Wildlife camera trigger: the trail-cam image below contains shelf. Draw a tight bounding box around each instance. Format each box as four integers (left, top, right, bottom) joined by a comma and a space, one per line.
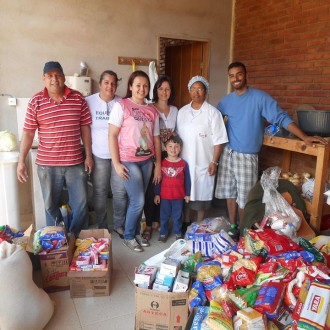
305, 199, 330, 216
118, 56, 156, 66
263, 135, 330, 232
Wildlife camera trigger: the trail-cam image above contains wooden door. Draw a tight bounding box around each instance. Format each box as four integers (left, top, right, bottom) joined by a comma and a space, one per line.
165, 42, 209, 109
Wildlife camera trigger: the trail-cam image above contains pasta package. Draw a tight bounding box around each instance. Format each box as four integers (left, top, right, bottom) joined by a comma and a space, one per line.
297, 281, 330, 330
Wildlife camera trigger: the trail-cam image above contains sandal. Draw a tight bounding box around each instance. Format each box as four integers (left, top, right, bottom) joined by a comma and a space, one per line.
142, 227, 152, 240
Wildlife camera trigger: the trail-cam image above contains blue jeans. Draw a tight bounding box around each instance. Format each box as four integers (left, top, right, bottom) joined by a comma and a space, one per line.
159, 199, 183, 236
121, 159, 153, 240
91, 155, 111, 229
37, 164, 88, 236
110, 162, 127, 231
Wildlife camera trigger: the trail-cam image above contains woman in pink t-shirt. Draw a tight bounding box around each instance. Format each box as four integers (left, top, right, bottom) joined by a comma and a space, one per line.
109, 70, 161, 252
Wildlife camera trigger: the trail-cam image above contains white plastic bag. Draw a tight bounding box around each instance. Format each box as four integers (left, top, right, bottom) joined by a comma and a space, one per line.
261, 166, 301, 239
143, 239, 190, 267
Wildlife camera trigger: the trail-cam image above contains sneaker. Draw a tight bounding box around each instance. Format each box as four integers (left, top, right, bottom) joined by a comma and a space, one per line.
135, 235, 150, 247
158, 235, 167, 243
123, 239, 143, 252
175, 234, 183, 240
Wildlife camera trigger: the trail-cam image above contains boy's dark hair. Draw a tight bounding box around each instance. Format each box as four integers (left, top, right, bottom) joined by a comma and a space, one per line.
228, 61, 247, 74
164, 133, 183, 147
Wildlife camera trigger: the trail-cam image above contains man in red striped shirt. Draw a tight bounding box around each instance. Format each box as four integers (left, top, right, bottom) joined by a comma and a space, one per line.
17, 61, 93, 237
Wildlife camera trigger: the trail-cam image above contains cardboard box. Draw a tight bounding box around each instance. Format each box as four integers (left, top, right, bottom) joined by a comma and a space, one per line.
67, 229, 112, 298
135, 286, 189, 330
39, 243, 72, 293
26, 225, 72, 292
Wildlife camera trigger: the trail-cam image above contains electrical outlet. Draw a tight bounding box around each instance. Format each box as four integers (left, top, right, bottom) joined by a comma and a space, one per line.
8, 98, 17, 106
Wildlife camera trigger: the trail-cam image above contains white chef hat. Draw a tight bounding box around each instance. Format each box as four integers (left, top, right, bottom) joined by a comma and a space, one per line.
187, 76, 209, 93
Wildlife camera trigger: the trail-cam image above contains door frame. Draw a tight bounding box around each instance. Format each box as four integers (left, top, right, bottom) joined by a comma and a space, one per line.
158, 36, 210, 108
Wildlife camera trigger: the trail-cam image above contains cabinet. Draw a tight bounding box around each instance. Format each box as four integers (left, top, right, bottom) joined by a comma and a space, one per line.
263, 135, 330, 232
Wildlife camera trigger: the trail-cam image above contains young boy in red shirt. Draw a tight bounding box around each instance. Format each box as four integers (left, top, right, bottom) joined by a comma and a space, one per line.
154, 134, 191, 242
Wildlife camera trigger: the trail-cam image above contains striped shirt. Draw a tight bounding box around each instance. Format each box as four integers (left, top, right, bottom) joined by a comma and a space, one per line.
23, 86, 92, 166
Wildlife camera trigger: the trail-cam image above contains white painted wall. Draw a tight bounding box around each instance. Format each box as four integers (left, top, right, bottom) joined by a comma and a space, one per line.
0, 0, 233, 227
0, 0, 232, 135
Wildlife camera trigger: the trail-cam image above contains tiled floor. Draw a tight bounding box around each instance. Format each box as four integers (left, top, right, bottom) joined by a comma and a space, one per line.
41, 199, 228, 330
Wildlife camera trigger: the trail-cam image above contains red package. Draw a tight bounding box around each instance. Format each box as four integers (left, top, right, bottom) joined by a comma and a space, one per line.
247, 229, 302, 255
258, 261, 279, 273
229, 257, 262, 287
275, 256, 306, 272
254, 281, 285, 318
221, 297, 240, 318
237, 236, 246, 254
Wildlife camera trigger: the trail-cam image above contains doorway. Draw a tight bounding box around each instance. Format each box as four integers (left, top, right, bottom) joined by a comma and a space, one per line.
159, 37, 209, 109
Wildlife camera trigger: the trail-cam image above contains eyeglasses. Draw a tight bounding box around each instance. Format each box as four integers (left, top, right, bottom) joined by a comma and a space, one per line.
106, 103, 110, 116
190, 87, 205, 92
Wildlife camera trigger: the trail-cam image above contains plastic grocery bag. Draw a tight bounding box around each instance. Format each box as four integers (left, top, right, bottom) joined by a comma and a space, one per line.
143, 239, 190, 267
261, 166, 301, 239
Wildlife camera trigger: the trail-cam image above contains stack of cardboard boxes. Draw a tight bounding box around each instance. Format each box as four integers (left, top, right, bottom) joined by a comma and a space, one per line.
28, 227, 112, 297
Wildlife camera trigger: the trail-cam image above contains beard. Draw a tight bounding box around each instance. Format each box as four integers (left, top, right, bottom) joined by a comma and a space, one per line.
231, 77, 247, 91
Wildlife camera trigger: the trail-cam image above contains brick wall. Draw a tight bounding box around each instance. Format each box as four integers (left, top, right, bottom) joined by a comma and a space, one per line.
233, 0, 330, 176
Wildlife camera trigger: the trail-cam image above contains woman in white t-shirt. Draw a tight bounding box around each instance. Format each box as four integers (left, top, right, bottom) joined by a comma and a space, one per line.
86, 70, 126, 233
109, 70, 162, 252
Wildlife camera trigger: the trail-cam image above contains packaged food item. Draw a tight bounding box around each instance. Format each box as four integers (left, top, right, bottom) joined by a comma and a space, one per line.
159, 257, 181, 277
291, 276, 312, 323
185, 217, 231, 241
69, 236, 110, 271
245, 228, 301, 256
172, 270, 190, 292
228, 257, 262, 287
153, 271, 175, 291
190, 306, 210, 330
188, 280, 207, 311
235, 286, 260, 307
211, 284, 240, 318
196, 260, 222, 292
205, 300, 233, 330
181, 251, 202, 274
283, 271, 305, 310
211, 230, 236, 255
255, 263, 290, 286
297, 281, 330, 330
254, 280, 285, 319
0, 225, 24, 243
33, 226, 67, 254
299, 237, 325, 263
134, 265, 157, 288
236, 307, 263, 325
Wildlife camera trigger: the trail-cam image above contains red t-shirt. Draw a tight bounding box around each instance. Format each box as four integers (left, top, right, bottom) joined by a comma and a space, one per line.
158, 158, 190, 200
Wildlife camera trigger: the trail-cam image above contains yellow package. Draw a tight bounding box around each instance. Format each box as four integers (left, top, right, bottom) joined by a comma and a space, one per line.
205, 300, 233, 330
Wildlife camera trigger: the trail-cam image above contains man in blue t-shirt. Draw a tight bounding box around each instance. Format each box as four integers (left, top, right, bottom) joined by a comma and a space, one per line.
215, 61, 327, 226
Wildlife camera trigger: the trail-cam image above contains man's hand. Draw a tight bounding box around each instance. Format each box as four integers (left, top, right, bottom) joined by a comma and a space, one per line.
17, 162, 28, 183
84, 156, 94, 175
302, 136, 328, 147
